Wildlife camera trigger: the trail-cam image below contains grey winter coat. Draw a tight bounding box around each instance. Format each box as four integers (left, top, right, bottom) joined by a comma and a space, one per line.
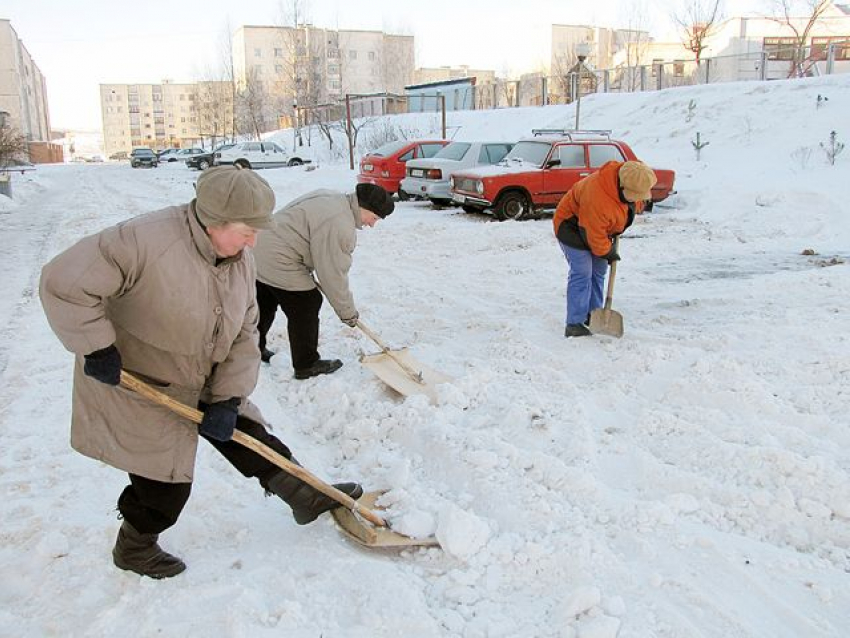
39, 204, 263, 483
253, 190, 361, 321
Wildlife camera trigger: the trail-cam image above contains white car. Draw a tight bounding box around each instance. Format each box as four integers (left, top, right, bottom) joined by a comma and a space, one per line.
399, 141, 514, 206
215, 141, 311, 170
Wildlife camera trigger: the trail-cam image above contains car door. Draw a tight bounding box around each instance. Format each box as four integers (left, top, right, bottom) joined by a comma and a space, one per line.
540, 143, 589, 206
261, 142, 288, 168
240, 142, 263, 165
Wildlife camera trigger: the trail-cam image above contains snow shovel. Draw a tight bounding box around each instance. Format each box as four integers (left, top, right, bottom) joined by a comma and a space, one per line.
589, 238, 624, 338
119, 371, 438, 549
357, 319, 452, 404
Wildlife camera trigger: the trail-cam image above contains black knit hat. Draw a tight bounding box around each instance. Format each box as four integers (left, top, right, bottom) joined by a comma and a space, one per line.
356, 183, 395, 218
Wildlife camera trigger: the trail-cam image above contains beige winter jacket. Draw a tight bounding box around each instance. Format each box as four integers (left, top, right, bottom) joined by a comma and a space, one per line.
39, 204, 263, 483
253, 190, 361, 321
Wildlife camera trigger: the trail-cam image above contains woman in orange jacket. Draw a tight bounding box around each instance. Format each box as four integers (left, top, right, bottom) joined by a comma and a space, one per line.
552, 160, 656, 337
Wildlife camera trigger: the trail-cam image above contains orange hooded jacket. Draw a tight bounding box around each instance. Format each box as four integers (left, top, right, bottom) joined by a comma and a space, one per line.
552, 160, 641, 258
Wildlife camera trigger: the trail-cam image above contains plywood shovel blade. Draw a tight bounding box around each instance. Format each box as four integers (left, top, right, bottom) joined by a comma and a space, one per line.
589, 308, 624, 338
360, 347, 452, 403
331, 491, 440, 548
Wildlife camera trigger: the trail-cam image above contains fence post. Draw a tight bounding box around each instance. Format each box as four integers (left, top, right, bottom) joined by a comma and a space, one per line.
493, 83, 497, 108
515, 80, 520, 107
656, 63, 663, 90
603, 69, 609, 93
639, 66, 646, 91
759, 51, 767, 81
345, 94, 354, 170
704, 58, 711, 84
826, 43, 836, 75
541, 76, 547, 106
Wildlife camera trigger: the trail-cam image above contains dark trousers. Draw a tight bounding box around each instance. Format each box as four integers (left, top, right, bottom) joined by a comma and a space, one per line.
256, 281, 323, 370
117, 415, 292, 535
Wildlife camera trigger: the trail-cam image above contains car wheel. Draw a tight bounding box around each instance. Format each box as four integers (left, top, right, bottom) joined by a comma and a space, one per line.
234, 159, 251, 169
462, 205, 483, 214
198, 159, 210, 170
430, 198, 453, 208
287, 158, 303, 167
643, 200, 654, 212
493, 191, 530, 221
397, 189, 411, 201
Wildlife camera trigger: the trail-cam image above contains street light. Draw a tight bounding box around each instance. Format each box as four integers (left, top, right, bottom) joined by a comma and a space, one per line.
574, 41, 591, 130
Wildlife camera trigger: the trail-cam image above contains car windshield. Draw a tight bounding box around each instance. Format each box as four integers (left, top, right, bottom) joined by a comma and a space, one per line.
433, 143, 471, 161
133, 150, 155, 157
501, 141, 552, 167
370, 140, 408, 157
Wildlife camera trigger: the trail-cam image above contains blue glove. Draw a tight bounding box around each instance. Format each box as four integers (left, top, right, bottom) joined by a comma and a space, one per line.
199, 398, 240, 441
83, 344, 122, 386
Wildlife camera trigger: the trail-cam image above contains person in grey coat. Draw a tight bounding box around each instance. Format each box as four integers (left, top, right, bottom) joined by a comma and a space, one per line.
253, 183, 394, 378
39, 167, 362, 580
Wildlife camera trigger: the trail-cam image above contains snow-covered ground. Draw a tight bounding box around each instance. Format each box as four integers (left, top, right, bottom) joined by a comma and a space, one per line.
1, 74, 848, 638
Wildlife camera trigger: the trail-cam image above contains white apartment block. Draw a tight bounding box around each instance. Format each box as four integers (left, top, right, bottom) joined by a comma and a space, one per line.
100, 80, 233, 157
233, 25, 414, 118
551, 24, 650, 76
413, 65, 497, 85
0, 19, 51, 141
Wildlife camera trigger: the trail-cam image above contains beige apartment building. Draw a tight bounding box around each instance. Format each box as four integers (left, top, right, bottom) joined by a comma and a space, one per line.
233, 24, 414, 127
0, 19, 51, 142
100, 80, 233, 157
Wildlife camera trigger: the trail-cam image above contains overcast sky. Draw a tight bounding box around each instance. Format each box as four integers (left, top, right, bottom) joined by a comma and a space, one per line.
3, 0, 766, 130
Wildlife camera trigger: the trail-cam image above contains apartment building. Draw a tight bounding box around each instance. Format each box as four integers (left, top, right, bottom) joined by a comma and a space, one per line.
100, 80, 233, 157
0, 19, 51, 142
551, 24, 651, 76
233, 24, 414, 128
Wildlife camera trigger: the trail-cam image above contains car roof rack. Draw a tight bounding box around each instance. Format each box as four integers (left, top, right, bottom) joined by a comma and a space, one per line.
531, 128, 612, 140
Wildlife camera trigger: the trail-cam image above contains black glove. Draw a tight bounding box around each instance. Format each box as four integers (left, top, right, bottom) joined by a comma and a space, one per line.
83, 344, 122, 386
606, 251, 621, 264
199, 398, 241, 442
341, 312, 359, 328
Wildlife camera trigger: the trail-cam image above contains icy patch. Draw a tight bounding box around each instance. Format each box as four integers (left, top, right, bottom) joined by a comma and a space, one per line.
435, 504, 491, 560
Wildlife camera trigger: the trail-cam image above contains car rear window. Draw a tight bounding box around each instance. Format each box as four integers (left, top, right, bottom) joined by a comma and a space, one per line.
434, 143, 471, 161
370, 140, 408, 157
419, 143, 446, 158
480, 144, 512, 164
588, 144, 626, 167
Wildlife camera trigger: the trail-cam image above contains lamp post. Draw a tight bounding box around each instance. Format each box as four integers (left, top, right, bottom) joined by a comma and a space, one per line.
574, 41, 591, 130
292, 99, 300, 150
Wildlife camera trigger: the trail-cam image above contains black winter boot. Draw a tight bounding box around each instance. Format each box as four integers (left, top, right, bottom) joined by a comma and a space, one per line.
564, 323, 592, 338
266, 471, 363, 525
112, 521, 186, 579
294, 359, 343, 380
261, 348, 275, 363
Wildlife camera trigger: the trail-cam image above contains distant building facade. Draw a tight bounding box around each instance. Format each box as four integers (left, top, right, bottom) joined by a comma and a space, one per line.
0, 19, 51, 142
233, 25, 414, 132
100, 80, 233, 157
405, 77, 477, 111
413, 65, 496, 85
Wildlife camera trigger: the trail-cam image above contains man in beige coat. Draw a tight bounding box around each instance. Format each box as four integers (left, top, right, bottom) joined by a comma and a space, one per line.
40, 166, 362, 580
253, 183, 394, 378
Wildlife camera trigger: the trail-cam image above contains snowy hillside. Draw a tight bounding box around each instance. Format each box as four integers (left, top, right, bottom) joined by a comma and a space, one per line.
1, 74, 848, 638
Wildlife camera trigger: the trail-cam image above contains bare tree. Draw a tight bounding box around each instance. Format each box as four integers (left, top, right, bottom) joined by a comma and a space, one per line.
219, 19, 238, 142
618, 0, 652, 91
0, 125, 28, 165
769, 0, 832, 77
673, 0, 724, 65
237, 67, 271, 140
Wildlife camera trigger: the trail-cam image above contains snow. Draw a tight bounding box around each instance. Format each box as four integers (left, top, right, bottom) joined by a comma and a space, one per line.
1, 74, 849, 637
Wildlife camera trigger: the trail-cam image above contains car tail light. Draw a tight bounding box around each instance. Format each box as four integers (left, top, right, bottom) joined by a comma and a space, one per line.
427, 169, 442, 180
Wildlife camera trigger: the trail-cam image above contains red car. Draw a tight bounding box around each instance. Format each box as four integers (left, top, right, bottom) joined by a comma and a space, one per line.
358, 139, 449, 198
450, 130, 676, 220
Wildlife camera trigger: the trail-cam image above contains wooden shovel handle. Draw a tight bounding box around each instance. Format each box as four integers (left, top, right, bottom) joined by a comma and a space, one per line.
119, 371, 388, 528
356, 320, 424, 384
603, 237, 619, 311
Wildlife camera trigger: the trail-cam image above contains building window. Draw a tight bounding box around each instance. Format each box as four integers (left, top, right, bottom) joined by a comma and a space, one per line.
254, 48, 262, 57
811, 36, 850, 61
764, 37, 797, 61
275, 64, 283, 74
253, 65, 263, 75
328, 64, 339, 75
274, 48, 283, 57
328, 48, 340, 59
368, 51, 376, 61
349, 50, 357, 60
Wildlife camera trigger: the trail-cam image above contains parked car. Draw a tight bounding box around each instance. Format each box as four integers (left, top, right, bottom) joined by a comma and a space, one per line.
186, 143, 235, 171
357, 139, 449, 198
109, 151, 128, 161
175, 148, 206, 161
157, 149, 182, 162
399, 141, 514, 206
215, 141, 311, 169
449, 130, 676, 220
130, 148, 159, 168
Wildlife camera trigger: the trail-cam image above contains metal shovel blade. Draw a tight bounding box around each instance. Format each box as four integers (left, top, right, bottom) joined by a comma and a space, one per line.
589, 308, 624, 338
331, 491, 440, 548
360, 347, 452, 403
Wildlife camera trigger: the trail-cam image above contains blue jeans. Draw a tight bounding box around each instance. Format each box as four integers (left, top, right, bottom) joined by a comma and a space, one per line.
558, 241, 608, 325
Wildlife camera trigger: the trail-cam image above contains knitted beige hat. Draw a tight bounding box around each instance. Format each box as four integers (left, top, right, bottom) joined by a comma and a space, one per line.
194, 166, 275, 229
618, 161, 657, 202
